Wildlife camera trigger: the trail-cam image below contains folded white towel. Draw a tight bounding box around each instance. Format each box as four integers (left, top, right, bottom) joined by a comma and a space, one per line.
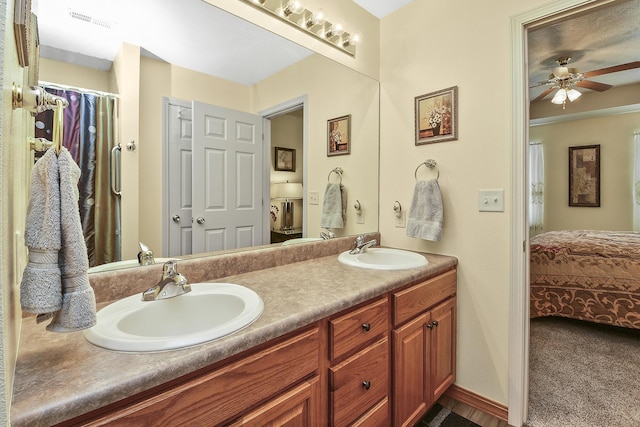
47, 148, 97, 332
21, 148, 63, 314
320, 183, 346, 229
406, 179, 443, 241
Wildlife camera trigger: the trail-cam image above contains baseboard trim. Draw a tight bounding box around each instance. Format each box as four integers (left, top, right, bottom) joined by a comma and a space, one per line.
445, 384, 509, 422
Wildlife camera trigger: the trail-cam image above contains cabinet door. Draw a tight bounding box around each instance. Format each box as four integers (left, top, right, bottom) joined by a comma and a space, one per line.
231, 377, 320, 427
430, 297, 456, 403
392, 313, 430, 427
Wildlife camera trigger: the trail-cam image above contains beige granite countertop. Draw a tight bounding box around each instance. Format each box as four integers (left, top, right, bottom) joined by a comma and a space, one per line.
11, 248, 456, 426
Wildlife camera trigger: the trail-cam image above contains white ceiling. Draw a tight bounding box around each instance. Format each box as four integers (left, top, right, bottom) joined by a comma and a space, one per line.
352, 0, 415, 18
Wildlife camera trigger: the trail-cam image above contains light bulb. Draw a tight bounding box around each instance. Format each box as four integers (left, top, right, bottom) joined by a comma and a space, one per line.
566, 88, 581, 102
332, 20, 345, 36
551, 88, 567, 105
282, 0, 303, 16
305, 9, 325, 28
343, 30, 362, 47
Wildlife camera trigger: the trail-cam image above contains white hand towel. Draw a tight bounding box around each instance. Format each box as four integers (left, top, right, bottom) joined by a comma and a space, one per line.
406, 179, 444, 241
47, 148, 97, 332
21, 148, 63, 314
320, 183, 346, 229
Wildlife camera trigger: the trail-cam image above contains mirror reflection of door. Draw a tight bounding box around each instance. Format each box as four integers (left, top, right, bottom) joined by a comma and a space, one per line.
165, 98, 263, 256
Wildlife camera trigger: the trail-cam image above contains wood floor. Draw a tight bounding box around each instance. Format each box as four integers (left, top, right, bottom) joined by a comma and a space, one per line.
437, 395, 512, 427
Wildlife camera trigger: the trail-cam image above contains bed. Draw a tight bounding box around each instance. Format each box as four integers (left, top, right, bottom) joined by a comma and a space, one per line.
530, 230, 640, 329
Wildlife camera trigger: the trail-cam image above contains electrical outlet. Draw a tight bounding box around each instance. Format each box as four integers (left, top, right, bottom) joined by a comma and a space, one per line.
395, 211, 406, 228
356, 209, 365, 224
309, 191, 319, 205
478, 189, 505, 212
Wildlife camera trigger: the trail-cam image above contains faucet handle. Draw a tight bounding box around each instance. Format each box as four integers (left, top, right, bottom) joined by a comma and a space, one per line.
162, 260, 179, 276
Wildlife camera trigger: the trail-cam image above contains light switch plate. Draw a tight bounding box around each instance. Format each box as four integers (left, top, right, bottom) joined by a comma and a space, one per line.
478, 189, 505, 212
395, 211, 406, 228
309, 191, 319, 205
356, 209, 365, 224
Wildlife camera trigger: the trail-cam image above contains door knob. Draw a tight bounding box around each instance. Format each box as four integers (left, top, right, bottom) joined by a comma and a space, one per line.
172, 215, 181, 223
196, 217, 205, 224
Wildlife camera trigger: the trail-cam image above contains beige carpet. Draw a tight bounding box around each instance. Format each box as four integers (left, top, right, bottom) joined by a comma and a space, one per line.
527, 317, 640, 426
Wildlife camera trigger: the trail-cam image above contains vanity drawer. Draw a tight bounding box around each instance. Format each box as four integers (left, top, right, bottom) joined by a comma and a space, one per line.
330, 297, 388, 361
330, 337, 389, 427
90, 327, 320, 426
393, 269, 456, 326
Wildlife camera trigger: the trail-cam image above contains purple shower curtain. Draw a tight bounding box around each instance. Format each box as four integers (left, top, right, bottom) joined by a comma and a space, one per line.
35, 88, 120, 267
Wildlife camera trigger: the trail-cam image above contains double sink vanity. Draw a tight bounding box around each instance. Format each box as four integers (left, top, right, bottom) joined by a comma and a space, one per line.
11, 234, 458, 426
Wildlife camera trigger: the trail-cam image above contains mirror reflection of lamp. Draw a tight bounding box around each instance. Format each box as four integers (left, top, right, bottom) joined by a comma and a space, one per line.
271, 182, 303, 230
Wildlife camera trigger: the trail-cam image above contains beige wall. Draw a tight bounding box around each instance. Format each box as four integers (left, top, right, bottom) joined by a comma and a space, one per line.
378, 0, 551, 405
0, 0, 34, 422
531, 112, 640, 232
38, 58, 111, 92
253, 53, 380, 239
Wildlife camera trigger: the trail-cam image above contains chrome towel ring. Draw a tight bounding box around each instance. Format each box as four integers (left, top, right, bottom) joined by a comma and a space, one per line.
328, 167, 343, 184
414, 159, 439, 181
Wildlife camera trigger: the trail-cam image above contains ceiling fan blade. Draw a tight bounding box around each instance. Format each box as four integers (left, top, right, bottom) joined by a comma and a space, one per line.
532, 87, 555, 102
575, 80, 613, 92
582, 61, 640, 78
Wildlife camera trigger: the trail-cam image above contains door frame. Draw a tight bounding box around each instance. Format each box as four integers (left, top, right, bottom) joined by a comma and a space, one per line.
509, 1, 610, 425
259, 95, 308, 238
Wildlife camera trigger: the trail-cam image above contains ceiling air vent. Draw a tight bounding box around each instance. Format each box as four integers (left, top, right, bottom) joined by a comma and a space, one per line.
68, 9, 114, 30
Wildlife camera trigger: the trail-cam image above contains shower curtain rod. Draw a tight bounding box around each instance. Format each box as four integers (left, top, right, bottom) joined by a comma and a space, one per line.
39, 81, 120, 98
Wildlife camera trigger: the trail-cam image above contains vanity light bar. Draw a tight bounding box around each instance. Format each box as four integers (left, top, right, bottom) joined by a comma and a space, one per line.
242, 0, 358, 57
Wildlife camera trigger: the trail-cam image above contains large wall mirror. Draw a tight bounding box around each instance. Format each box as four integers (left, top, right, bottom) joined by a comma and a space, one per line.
34, 0, 380, 272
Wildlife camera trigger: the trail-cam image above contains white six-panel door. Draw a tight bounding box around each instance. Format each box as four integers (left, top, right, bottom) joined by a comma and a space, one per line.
191, 101, 263, 253
165, 99, 263, 256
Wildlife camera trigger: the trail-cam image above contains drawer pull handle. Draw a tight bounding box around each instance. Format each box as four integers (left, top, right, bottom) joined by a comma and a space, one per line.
427, 320, 440, 329
362, 323, 371, 331
433, 320, 439, 327
362, 380, 371, 390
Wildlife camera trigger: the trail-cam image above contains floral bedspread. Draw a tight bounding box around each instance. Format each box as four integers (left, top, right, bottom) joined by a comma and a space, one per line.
530, 230, 640, 329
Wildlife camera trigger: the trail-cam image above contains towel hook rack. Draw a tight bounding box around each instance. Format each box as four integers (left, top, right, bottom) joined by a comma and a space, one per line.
328, 167, 343, 184
414, 159, 439, 181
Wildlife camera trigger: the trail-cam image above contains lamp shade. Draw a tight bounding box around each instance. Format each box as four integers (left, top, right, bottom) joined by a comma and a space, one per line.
271, 182, 303, 200
551, 88, 567, 104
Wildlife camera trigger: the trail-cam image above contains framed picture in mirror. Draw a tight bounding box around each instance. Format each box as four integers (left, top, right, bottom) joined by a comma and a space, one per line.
13, 0, 31, 67
275, 147, 296, 172
327, 115, 351, 156
415, 86, 458, 145
569, 144, 600, 207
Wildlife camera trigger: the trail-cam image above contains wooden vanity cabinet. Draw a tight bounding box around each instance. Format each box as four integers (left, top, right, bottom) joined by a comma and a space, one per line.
67, 327, 322, 427
328, 297, 390, 427
391, 269, 457, 427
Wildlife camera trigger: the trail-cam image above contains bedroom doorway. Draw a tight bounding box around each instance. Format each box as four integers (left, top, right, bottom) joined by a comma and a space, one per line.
511, 0, 633, 426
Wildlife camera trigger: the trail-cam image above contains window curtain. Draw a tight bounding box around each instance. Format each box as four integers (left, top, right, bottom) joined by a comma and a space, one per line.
529, 143, 544, 236
634, 132, 640, 231
35, 88, 121, 267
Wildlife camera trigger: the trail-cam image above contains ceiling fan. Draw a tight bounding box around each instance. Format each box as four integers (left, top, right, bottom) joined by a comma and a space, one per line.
531, 57, 640, 108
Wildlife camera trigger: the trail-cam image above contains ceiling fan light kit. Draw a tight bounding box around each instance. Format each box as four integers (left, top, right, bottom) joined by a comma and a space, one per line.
531, 57, 640, 109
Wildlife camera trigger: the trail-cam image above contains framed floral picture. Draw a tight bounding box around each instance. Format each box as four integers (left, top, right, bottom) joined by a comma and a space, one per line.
274, 147, 296, 172
327, 114, 351, 156
415, 86, 458, 145
569, 144, 600, 207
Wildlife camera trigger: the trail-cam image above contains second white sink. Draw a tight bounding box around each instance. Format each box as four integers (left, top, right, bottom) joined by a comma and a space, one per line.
338, 247, 428, 270
84, 283, 263, 352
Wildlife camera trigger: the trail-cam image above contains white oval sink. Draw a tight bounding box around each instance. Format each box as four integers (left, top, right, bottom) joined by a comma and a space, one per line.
281, 237, 322, 246
88, 258, 172, 274
338, 248, 428, 270
84, 283, 263, 352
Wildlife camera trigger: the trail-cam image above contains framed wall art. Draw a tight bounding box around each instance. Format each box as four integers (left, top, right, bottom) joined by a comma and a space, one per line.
569, 144, 600, 207
14, 0, 31, 67
415, 86, 458, 145
327, 114, 351, 156
274, 147, 296, 172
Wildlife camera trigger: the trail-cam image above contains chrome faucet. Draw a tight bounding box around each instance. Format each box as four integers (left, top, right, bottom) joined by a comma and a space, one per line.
320, 228, 335, 240
349, 235, 377, 254
142, 260, 191, 301
137, 242, 155, 266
